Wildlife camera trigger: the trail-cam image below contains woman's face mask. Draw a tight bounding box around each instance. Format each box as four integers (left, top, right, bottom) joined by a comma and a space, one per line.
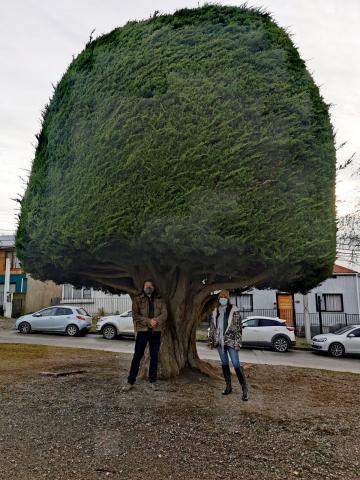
144, 287, 154, 296
219, 298, 228, 306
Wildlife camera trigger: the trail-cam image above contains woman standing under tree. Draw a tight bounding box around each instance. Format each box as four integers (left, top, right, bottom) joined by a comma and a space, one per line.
208, 290, 249, 401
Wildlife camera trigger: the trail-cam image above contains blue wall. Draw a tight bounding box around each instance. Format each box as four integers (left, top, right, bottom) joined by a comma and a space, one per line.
0, 274, 27, 293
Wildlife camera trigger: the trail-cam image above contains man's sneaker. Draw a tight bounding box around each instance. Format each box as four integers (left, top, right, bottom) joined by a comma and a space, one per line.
150, 382, 159, 391
122, 383, 134, 392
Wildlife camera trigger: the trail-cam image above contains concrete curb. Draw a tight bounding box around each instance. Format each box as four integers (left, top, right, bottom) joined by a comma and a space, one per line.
195, 337, 313, 351
5, 327, 314, 352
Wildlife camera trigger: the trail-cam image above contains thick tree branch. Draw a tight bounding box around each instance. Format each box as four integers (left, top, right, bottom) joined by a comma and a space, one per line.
96, 277, 138, 295
195, 271, 270, 303
78, 271, 132, 279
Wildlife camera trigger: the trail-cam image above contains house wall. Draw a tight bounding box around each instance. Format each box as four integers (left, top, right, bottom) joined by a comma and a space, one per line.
61, 284, 132, 315
24, 276, 62, 313
58, 273, 360, 318
242, 274, 360, 315
299, 275, 360, 314
0, 250, 22, 275
241, 288, 277, 310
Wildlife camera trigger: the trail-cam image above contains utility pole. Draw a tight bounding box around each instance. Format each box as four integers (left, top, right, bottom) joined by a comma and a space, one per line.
303, 293, 311, 343
356, 273, 360, 318
3, 252, 12, 318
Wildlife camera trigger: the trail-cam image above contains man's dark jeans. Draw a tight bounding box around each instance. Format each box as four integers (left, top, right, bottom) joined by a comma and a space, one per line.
128, 330, 161, 384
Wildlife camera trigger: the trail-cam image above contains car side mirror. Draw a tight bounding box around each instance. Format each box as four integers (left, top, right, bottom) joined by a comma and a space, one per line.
33, 313, 41, 317
348, 333, 355, 337
242, 324, 247, 328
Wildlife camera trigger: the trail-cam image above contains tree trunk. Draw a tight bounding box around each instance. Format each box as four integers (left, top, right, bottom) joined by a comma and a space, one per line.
139, 270, 216, 379
136, 267, 268, 378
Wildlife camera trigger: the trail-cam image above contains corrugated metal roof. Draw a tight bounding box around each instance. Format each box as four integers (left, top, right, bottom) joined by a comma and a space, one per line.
0, 235, 15, 249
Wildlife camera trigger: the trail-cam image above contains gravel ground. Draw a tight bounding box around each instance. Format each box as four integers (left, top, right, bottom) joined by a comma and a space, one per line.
0, 317, 16, 330
0, 344, 359, 480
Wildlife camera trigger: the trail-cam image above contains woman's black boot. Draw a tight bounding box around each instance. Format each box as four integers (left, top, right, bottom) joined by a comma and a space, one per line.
221, 365, 232, 395
235, 367, 249, 401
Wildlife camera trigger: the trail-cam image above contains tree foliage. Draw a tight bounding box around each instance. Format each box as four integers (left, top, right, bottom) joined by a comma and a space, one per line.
16, 5, 336, 294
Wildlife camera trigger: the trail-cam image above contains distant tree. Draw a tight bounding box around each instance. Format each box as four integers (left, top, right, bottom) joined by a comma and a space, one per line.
336, 152, 360, 264
16, 5, 336, 376
337, 210, 360, 263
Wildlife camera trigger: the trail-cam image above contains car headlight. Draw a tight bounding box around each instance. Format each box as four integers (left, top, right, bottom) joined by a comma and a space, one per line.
314, 338, 327, 342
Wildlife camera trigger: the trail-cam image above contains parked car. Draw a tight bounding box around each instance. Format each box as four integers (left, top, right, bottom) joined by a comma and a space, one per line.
96, 310, 134, 339
312, 325, 360, 357
15, 306, 92, 336
241, 316, 296, 352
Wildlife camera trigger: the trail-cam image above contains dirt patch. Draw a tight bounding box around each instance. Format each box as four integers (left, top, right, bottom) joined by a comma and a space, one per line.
0, 317, 16, 331
0, 344, 359, 480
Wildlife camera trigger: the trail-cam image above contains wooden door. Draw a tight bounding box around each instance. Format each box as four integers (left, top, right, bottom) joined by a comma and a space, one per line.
277, 293, 295, 327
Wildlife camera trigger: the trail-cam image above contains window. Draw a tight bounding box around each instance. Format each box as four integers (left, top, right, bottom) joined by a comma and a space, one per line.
259, 319, 281, 327
63, 284, 73, 299
237, 294, 253, 311
83, 288, 92, 299
12, 254, 21, 269
244, 318, 259, 327
350, 328, 360, 337
63, 284, 92, 300
318, 294, 343, 312
77, 308, 90, 316
72, 288, 83, 299
38, 307, 57, 317
56, 307, 73, 316
334, 326, 354, 335
0, 283, 16, 297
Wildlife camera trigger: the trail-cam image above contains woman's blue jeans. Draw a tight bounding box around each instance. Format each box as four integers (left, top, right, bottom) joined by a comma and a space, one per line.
217, 345, 241, 369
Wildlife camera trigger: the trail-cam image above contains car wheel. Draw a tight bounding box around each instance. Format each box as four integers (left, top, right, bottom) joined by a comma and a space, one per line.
102, 324, 117, 340
66, 324, 79, 337
329, 342, 345, 357
273, 336, 290, 353
18, 322, 31, 334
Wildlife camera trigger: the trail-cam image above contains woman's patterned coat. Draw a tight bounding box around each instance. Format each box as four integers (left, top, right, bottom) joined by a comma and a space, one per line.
208, 304, 243, 348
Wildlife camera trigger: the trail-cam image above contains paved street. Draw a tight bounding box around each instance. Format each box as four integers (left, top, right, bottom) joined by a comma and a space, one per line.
1, 329, 360, 374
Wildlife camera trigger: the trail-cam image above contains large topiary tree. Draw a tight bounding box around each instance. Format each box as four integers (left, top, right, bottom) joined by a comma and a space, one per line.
16, 5, 336, 376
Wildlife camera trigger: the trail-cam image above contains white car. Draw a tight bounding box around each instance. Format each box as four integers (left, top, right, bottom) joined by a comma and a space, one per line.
312, 325, 360, 357
96, 310, 134, 339
242, 316, 296, 352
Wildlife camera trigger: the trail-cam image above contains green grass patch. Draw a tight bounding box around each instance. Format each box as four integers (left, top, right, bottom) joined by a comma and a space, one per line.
295, 337, 312, 349
0, 343, 116, 363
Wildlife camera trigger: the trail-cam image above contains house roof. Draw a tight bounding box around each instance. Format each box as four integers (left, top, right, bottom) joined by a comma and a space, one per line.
333, 264, 358, 274
0, 235, 15, 249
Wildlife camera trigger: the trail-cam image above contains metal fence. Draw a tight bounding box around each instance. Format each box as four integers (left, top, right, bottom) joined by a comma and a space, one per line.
295, 312, 360, 337
52, 295, 132, 316
51, 297, 360, 336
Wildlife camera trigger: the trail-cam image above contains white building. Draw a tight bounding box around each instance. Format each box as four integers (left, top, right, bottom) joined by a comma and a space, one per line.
60, 284, 131, 316
60, 263, 360, 336
233, 263, 360, 336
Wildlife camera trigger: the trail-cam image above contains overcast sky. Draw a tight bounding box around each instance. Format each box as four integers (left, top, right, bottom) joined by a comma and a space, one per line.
0, 0, 359, 233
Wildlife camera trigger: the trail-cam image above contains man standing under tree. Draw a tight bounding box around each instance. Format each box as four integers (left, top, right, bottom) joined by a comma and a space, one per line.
123, 280, 167, 391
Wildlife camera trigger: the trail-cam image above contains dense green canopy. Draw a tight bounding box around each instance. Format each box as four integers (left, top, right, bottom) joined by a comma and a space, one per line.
16, 5, 336, 294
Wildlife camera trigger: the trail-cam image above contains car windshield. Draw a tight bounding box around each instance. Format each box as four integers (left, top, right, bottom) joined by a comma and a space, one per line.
77, 308, 90, 316
333, 326, 354, 335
